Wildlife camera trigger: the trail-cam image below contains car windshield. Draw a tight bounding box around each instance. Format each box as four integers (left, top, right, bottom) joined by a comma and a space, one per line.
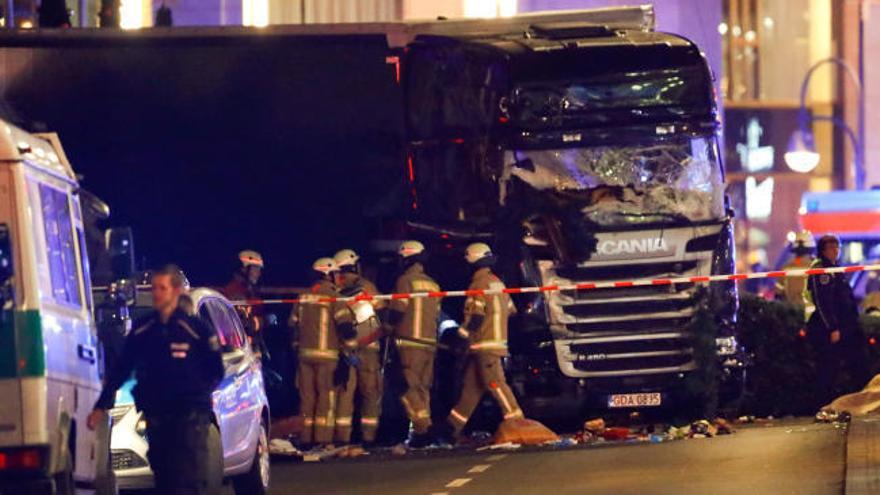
501, 135, 725, 227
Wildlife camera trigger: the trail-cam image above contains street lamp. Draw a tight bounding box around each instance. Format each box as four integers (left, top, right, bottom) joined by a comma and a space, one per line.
784, 57, 865, 189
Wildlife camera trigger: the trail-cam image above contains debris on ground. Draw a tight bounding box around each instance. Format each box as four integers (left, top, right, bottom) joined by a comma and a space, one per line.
337, 445, 368, 458
822, 374, 880, 416
494, 418, 560, 446
390, 444, 408, 457
601, 427, 632, 441
714, 418, 735, 435
477, 441, 522, 451
302, 445, 347, 462
584, 418, 606, 435
815, 409, 852, 424
268, 438, 302, 457
736, 415, 756, 424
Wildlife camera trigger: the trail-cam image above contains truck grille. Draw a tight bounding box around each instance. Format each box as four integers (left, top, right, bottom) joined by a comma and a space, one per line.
535, 224, 722, 379
111, 449, 148, 470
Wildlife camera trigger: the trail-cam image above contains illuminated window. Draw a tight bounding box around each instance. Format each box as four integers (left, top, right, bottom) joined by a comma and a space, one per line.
119, 0, 144, 29
243, 0, 269, 27
464, 0, 517, 19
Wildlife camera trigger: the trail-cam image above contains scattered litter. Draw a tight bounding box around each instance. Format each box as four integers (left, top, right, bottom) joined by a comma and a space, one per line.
714, 418, 735, 435
494, 418, 559, 446
649, 434, 665, 444
543, 437, 578, 448
477, 441, 522, 451
268, 438, 301, 457
337, 445, 368, 458
737, 415, 756, 424
689, 420, 718, 438
602, 427, 631, 441
390, 444, 408, 457
584, 418, 606, 434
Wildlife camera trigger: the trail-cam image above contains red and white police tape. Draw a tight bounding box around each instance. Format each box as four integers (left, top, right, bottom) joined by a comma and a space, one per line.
229, 263, 880, 307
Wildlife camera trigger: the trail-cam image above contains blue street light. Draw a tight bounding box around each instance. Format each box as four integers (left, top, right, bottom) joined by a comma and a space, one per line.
784, 57, 865, 189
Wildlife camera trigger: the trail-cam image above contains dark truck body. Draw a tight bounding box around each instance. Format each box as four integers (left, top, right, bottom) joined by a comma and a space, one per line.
0, 6, 741, 420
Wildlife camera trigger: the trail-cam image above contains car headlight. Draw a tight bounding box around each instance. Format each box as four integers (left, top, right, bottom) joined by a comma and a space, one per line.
135, 415, 148, 437
715, 336, 738, 356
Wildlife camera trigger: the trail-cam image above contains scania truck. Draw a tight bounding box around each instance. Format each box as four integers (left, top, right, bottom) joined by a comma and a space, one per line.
0, 5, 741, 421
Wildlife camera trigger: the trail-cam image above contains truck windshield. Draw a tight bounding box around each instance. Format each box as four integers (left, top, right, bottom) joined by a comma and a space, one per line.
501, 135, 724, 227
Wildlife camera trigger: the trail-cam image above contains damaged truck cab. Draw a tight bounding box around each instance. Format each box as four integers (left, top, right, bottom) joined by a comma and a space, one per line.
403, 23, 742, 419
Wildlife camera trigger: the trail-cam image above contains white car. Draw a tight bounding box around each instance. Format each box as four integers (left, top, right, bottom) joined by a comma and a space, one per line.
104, 287, 270, 493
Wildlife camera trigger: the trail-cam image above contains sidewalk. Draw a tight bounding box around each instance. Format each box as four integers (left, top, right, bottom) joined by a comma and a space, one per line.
846, 417, 880, 494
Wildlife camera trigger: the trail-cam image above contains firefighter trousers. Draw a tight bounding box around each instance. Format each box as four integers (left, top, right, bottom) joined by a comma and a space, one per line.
298, 358, 337, 445
447, 352, 523, 435
399, 346, 435, 434
334, 350, 383, 443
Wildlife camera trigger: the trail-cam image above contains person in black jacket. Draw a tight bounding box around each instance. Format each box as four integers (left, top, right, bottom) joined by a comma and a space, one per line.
807, 235, 871, 406
87, 265, 224, 495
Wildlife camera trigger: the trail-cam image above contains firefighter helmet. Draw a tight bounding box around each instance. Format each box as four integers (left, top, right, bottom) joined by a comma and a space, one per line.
789, 231, 816, 251
398, 240, 425, 258
465, 243, 493, 264
334, 249, 360, 268
239, 250, 264, 268
312, 257, 339, 275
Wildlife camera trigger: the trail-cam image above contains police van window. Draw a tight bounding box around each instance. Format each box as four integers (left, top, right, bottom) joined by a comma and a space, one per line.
38, 184, 82, 307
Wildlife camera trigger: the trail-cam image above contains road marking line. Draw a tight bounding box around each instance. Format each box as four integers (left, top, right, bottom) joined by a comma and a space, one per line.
446, 478, 472, 488
468, 464, 492, 473
487, 454, 508, 462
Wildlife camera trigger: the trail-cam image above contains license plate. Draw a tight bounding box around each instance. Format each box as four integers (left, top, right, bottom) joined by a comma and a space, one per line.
608, 393, 662, 408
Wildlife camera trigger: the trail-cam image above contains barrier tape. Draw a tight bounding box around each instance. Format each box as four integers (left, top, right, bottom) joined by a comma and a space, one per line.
229, 263, 880, 307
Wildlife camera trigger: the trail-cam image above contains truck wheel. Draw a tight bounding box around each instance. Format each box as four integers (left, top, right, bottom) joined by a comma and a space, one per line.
232, 420, 270, 495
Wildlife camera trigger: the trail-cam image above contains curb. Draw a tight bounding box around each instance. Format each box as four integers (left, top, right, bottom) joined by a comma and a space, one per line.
846, 417, 880, 495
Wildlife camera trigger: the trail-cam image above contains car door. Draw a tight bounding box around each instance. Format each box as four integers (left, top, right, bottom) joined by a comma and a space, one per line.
201, 297, 254, 470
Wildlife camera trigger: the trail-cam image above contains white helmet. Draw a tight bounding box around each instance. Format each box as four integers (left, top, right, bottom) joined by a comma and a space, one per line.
334, 249, 359, 268
398, 240, 425, 258
239, 250, 264, 268
792, 230, 816, 250
312, 257, 339, 275
465, 242, 493, 264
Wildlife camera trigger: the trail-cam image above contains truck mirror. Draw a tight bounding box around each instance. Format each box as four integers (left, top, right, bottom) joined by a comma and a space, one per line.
106, 227, 136, 280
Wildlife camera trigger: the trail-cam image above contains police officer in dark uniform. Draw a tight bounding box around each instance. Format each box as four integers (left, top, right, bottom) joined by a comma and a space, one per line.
807, 235, 871, 406
87, 265, 224, 495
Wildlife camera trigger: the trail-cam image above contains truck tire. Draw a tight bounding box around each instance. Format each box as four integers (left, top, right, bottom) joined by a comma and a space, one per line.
232, 419, 270, 495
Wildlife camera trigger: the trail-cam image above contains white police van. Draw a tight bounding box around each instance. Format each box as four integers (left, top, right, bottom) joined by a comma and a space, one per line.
0, 123, 114, 494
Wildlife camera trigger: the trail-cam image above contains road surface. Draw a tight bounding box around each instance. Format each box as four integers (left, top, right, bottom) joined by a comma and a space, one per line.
267, 419, 846, 495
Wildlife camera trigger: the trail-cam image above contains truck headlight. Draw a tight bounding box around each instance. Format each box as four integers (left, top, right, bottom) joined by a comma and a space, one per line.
135, 415, 148, 437
715, 336, 738, 356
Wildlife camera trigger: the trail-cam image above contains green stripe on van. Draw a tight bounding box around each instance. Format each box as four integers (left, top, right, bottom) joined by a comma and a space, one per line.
0, 309, 44, 378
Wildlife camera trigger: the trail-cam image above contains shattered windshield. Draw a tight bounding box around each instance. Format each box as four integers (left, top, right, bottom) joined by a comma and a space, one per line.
501, 135, 725, 226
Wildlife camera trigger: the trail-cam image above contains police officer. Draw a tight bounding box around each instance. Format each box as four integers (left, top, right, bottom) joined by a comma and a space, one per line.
290, 257, 355, 449
87, 265, 224, 495
332, 248, 385, 445
775, 231, 816, 318
222, 249, 269, 357
447, 243, 523, 439
389, 240, 442, 448
807, 234, 871, 405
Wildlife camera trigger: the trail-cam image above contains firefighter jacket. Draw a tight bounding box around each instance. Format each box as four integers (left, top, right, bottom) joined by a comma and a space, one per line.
339, 272, 385, 351
460, 267, 515, 356
294, 279, 353, 361
95, 308, 224, 415
807, 257, 860, 337
390, 262, 441, 348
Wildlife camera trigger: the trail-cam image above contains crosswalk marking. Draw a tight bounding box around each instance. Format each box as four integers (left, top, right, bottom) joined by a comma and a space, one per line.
446, 478, 472, 488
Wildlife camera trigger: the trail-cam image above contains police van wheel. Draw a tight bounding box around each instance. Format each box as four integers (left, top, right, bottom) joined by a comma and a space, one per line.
232, 420, 270, 495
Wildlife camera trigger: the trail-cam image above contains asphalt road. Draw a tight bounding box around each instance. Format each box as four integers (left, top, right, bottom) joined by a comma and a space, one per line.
267, 419, 847, 495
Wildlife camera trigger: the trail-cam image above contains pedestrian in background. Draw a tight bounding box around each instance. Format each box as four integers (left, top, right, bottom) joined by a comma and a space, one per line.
807, 235, 871, 406
87, 265, 224, 495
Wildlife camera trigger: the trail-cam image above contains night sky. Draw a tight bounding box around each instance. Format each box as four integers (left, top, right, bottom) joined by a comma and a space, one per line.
0, 32, 407, 286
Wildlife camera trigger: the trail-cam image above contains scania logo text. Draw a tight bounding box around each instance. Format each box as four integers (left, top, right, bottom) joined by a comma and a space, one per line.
597, 238, 673, 257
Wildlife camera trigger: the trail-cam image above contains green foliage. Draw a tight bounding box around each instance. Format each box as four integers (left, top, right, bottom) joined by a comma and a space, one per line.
737, 294, 817, 416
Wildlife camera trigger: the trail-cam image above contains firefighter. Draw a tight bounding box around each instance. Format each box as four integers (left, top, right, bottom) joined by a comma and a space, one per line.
446, 243, 524, 439
775, 231, 816, 318
222, 249, 270, 358
332, 248, 385, 445
290, 257, 356, 448
389, 240, 442, 448
87, 265, 224, 494
807, 234, 871, 406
